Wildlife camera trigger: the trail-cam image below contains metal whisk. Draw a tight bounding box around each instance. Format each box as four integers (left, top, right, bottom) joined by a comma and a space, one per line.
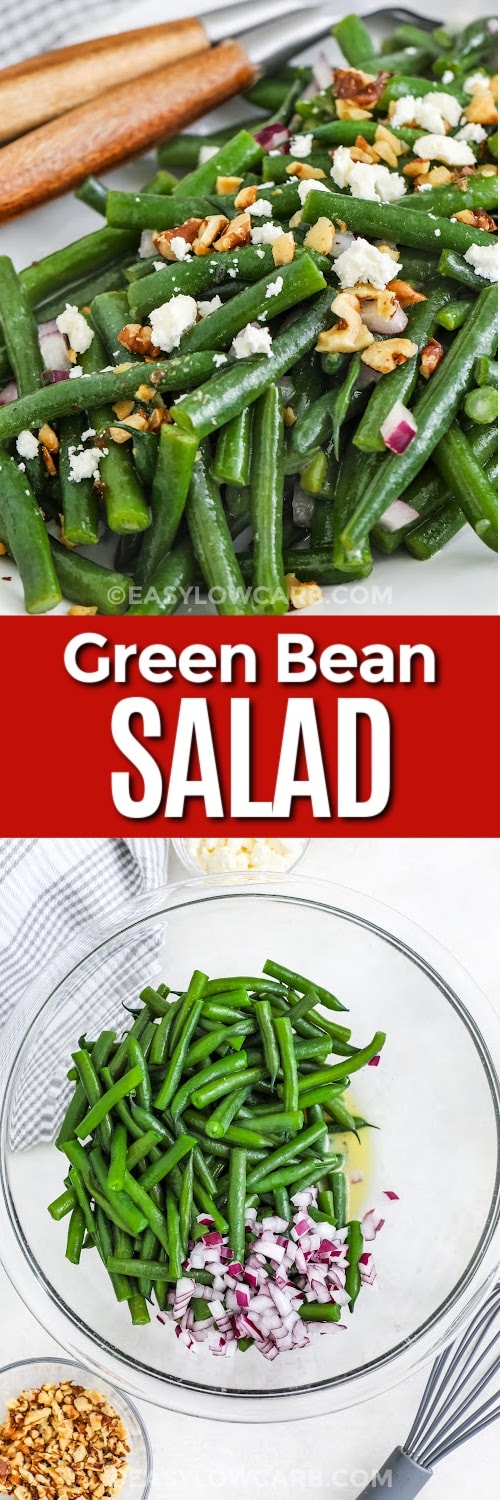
357, 1283, 500, 1498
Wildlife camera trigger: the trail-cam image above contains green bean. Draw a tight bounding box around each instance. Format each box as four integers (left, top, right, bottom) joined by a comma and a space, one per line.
154, 970, 208, 1109
127, 535, 197, 615
157, 128, 241, 169
130, 1104, 174, 1144
185, 442, 250, 615
326, 1099, 360, 1139
0, 455, 62, 614
0, 256, 45, 398
49, 539, 132, 613
192, 1181, 228, 1234
317, 1188, 335, 1220
256, 1157, 340, 1195
17, 227, 138, 313
354, 289, 451, 454
223, 1124, 274, 1149
57, 412, 100, 545
212, 406, 253, 488
165, 1190, 182, 1280
126, 1036, 152, 1112
255, 1001, 281, 1086
273, 1187, 292, 1220
371, 421, 497, 552
186, 1026, 246, 1068
182, 255, 326, 356
48, 1187, 77, 1221
135, 423, 198, 584
273, 1017, 299, 1112
0, 354, 218, 444
107, 190, 216, 230
175, 129, 263, 198
299, 1301, 342, 1322
405, 500, 466, 558
67, 1167, 98, 1243
76, 176, 110, 216
107, 1124, 128, 1192
172, 288, 334, 439
204, 1085, 253, 1140
263, 959, 346, 1012
179, 1154, 194, 1257
122, 1170, 170, 1254
301, 188, 495, 256
128, 1292, 151, 1325
90, 1146, 149, 1237
437, 247, 486, 288
297, 1085, 349, 1109
228, 1149, 247, 1264
240, 1111, 304, 1136
192, 1067, 265, 1111
474, 357, 499, 387
464, 386, 498, 424
246, 1121, 327, 1190
250, 383, 287, 614
332, 1169, 347, 1229
406, 179, 498, 216
378, 75, 465, 112
125, 1131, 163, 1173
76, 1065, 143, 1140
245, 72, 295, 112
78, 322, 151, 535
332, 14, 377, 67
437, 299, 475, 332
341, 285, 498, 551
346, 1220, 364, 1308
107, 1256, 174, 1281
169, 1052, 249, 1122
128, 244, 280, 320
311, 121, 420, 149
432, 422, 498, 545
95, 1209, 133, 1302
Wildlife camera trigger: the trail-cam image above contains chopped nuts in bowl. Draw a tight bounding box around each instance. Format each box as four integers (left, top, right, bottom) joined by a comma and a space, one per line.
0, 1362, 152, 1500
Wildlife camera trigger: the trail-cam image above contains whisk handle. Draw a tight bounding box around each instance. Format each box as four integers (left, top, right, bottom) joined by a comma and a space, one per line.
356, 1448, 431, 1498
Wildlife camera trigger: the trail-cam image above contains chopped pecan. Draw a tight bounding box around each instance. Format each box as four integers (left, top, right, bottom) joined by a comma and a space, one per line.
234, 184, 259, 209
404, 158, 430, 177
286, 573, 323, 610
112, 398, 134, 420
117, 323, 160, 357
40, 445, 57, 475
388, 278, 427, 307
193, 212, 231, 253
286, 161, 327, 180
452, 208, 497, 231
361, 337, 418, 373
332, 67, 390, 109
316, 292, 374, 354
38, 423, 59, 452
375, 122, 408, 157
419, 337, 444, 379
147, 406, 172, 432
67, 605, 98, 616
272, 231, 295, 266
216, 174, 243, 194
335, 99, 372, 121
213, 211, 251, 251
464, 91, 497, 125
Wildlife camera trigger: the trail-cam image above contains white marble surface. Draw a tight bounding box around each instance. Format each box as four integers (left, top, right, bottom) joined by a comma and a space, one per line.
1, 838, 498, 1497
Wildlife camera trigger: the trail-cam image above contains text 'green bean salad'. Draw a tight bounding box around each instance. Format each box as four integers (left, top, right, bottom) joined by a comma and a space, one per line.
48, 961, 395, 1360
0, 12, 497, 614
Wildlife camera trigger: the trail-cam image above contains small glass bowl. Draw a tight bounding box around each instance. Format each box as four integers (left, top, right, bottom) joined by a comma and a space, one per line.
171, 837, 310, 878
0, 1358, 153, 1497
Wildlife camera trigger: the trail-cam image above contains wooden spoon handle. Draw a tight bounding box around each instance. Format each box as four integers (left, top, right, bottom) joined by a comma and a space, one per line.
0, 19, 210, 143
0, 40, 258, 223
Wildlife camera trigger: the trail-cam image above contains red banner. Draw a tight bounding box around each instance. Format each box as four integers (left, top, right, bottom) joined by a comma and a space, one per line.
1, 615, 498, 836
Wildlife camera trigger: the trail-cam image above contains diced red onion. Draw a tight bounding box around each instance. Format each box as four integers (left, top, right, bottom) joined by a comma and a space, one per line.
361, 1210, 385, 1241
254, 123, 290, 153
39, 326, 72, 372
357, 363, 382, 389
368, 1054, 381, 1067
313, 50, 333, 90
41, 369, 71, 385
330, 231, 355, 259
0, 378, 18, 405
380, 401, 417, 454
360, 303, 408, 336
379, 499, 419, 532
383, 1190, 400, 1201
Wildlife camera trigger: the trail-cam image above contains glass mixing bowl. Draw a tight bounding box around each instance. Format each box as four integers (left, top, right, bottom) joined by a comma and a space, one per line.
0, 875, 498, 1421
0, 1357, 153, 1497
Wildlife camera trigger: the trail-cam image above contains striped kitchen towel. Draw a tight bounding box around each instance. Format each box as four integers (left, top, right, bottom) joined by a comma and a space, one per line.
0, 838, 168, 1145
1, 0, 124, 66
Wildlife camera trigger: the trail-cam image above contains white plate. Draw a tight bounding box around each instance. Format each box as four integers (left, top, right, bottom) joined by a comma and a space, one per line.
0, 0, 497, 616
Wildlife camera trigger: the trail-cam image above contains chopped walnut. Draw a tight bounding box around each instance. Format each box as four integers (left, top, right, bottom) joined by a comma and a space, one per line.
387, 278, 427, 307
375, 243, 400, 261
404, 158, 430, 178
335, 99, 372, 121
68, 605, 99, 615
375, 123, 408, 157
0, 1383, 129, 1500
216, 175, 243, 194
332, 67, 390, 109
464, 91, 498, 125
283, 406, 297, 426
108, 426, 132, 444
193, 213, 230, 254
286, 573, 323, 610
289, 209, 303, 228
361, 337, 418, 373
304, 217, 336, 255
40, 444, 57, 475
425, 165, 453, 186
38, 423, 59, 453
147, 406, 172, 431
272, 232, 296, 266
112, 398, 135, 420
135, 383, 156, 402
213, 212, 251, 251
118, 323, 160, 358
286, 161, 327, 180
316, 292, 374, 354
350, 142, 378, 164
452, 208, 497, 232
234, 183, 259, 210
372, 138, 399, 168
419, 337, 444, 379
152, 218, 202, 259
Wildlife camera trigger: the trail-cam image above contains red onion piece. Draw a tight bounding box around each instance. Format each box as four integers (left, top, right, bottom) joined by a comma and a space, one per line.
368, 1054, 381, 1066
380, 400, 417, 454
330, 230, 355, 259
378, 499, 420, 532
39, 327, 72, 372
313, 50, 333, 90
254, 124, 290, 153
383, 1190, 400, 1201
0, 378, 18, 405
360, 303, 408, 336
41, 369, 71, 386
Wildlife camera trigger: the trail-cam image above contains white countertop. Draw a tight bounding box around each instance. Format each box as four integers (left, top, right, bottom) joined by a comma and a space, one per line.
2, 838, 498, 1497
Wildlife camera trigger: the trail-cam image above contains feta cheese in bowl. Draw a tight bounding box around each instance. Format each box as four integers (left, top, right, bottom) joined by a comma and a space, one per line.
172, 837, 309, 876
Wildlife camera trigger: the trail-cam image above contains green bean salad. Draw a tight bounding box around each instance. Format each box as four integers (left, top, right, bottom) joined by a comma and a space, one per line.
0, 11, 497, 614
48, 961, 393, 1359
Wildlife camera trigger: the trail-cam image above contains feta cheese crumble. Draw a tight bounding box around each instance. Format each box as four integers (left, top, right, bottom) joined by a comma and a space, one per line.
68, 365, 83, 379
197, 295, 223, 319
183, 837, 306, 873
231, 323, 273, 358
16, 429, 39, 461
248, 198, 273, 217
250, 223, 284, 244
464, 243, 498, 282
441, 69, 454, 84
289, 132, 313, 158
390, 90, 462, 133
213, 352, 227, 366
297, 178, 330, 205
334, 238, 402, 291
55, 303, 94, 354
169, 236, 192, 262
81, 428, 96, 441
149, 294, 198, 352
331, 151, 406, 203
413, 133, 475, 166
265, 276, 284, 298
464, 72, 490, 93
455, 122, 487, 143
67, 446, 107, 483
